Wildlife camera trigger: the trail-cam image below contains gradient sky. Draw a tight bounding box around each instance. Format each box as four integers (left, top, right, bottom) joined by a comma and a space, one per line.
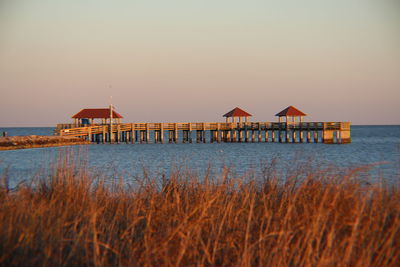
0, 0, 399, 126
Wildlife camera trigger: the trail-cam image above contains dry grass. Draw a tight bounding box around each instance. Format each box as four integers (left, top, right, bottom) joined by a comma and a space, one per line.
0, 152, 399, 266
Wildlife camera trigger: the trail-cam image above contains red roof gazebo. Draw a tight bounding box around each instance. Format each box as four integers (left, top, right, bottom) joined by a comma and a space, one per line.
223, 107, 252, 123
72, 108, 123, 125
275, 106, 306, 123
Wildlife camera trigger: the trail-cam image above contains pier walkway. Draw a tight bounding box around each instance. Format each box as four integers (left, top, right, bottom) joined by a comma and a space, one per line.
55, 122, 351, 144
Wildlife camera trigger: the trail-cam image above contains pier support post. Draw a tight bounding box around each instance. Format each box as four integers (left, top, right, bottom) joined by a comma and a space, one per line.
160, 123, 164, 144
87, 128, 92, 142
131, 124, 135, 144
155, 131, 159, 143
314, 131, 318, 143
102, 125, 107, 144
202, 123, 206, 143
174, 123, 178, 143
244, 124, 248, 142
116, 125, 121, 144
226, 131, 231, 142
340, 123, 351, 144
145, 124, 150, 144
340, 130, 351, 144
323, 130, 334, 144
217, 123, 221, 143
109, 125, 114, 144
189, 123, 192, 143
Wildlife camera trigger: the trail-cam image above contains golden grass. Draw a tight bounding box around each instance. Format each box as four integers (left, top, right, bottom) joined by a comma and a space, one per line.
0, 152, 399, 266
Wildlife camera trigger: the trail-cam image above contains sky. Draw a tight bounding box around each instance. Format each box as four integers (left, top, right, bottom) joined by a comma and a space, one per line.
0, 0, 399, 126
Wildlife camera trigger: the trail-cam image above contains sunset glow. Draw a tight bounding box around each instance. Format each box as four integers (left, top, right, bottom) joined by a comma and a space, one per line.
1, 0, 399, 126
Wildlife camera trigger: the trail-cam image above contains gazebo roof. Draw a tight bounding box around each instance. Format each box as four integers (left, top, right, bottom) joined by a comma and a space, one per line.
72, 108, 123, 119
223, 107, 252, 118
275, 106, 306, 117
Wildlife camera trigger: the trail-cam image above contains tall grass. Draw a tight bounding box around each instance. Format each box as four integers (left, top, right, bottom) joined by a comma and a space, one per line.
0, 151, 399, 266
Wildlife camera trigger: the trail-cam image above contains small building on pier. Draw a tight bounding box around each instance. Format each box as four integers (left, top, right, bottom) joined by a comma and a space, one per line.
72, 108, 123, 126
223, 107, 252, 123
275, 106, 306, 124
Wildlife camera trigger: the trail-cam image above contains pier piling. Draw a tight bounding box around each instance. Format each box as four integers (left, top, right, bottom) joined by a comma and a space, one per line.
58, 121, 351, 145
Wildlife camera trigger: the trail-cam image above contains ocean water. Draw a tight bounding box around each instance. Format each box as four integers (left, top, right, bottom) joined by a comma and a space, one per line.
0, 126, 399, 187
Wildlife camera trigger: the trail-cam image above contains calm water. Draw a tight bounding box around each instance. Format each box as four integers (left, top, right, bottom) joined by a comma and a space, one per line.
0, 126, 399, 187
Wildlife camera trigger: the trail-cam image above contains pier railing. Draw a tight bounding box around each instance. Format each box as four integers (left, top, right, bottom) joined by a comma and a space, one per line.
56, 122, 351, 132
56, 121, 351, 144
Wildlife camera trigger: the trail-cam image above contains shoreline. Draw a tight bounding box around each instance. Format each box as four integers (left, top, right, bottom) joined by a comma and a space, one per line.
0, 135, 90, 151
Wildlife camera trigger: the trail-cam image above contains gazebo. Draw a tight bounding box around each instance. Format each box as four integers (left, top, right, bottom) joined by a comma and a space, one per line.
275, 106, 306, 124
223, 107, 252, 123
72, 107, 123, 126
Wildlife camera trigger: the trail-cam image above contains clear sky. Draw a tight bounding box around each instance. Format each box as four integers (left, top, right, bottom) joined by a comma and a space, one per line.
0, 0, 399, 126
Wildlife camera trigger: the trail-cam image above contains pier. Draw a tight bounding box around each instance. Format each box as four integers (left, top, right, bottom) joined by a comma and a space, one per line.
56, 122, 351, 144
55, 106, 351, 144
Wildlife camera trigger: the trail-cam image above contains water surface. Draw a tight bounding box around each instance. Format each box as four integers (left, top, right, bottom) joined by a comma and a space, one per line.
1, 125, 399, 187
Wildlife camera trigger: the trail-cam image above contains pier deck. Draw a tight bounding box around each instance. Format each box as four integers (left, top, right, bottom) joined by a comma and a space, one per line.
56, 122, 351, 144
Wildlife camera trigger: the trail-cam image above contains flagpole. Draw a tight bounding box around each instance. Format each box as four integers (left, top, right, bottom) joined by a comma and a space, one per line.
109, 95, 114, 143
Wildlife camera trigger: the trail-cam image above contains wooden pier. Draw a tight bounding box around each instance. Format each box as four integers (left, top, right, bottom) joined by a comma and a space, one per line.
55, 121, 351, 144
